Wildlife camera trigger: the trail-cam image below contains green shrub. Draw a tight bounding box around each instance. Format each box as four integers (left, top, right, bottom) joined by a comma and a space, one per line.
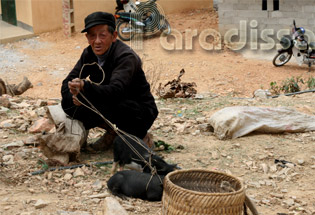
281, 76, 304, 93
306, 76, 315, 89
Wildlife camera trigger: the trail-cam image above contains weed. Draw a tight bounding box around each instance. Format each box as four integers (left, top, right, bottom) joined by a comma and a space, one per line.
37, 159, 49, 170
281, 76, 304, 93
269, 81, 281, 95
143, 58, 164, 95
306, 76, 315, 89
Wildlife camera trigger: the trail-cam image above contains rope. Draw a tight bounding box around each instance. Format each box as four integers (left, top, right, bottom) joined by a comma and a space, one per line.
78, 62, 105, 85
73, 62, 159, 177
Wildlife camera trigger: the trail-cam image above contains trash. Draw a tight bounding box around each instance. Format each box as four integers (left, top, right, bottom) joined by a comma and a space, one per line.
156, 69, 197, 99
36, 104, 88, 165
209, 106, 315, 139
275, 159, 296, 168
0, 77, 33, 96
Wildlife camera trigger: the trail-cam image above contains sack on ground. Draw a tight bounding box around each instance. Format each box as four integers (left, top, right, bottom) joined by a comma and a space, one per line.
209, 106, 315, 139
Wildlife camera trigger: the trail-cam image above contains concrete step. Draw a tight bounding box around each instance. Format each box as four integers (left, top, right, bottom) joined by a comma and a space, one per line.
0, 20, 34, 44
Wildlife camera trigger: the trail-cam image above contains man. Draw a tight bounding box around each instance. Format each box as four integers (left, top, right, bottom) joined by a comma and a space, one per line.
61, 11, 158, 150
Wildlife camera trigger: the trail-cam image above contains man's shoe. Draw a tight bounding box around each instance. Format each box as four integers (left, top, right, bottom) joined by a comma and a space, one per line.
89, 132, 117, 151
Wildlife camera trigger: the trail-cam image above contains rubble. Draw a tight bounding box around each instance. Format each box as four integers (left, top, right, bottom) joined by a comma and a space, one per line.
0, 93, 314, 214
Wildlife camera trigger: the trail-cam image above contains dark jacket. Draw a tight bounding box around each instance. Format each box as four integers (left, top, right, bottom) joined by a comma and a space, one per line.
61, 40, 158, 131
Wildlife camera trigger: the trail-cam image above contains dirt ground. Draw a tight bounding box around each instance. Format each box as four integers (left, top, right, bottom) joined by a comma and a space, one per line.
1, 9, 315, 215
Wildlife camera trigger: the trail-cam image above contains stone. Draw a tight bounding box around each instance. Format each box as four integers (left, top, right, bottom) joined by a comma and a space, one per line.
2, 155, 14, 165
64, 173, 73, 181
0, 119, 16, 128
253, 89, 271, 99
1, 140, 24, 149
18, 122, 30, 131
28, 117, 55, 133
192, 130, 201, 136
57, 211, 91, 215
47, 172, 53, 180
260, 163, 268, 174
25, 135, 40, 146
0, 106, 10, 114
283, 199, 295, 207
34, 199, 49, 209
103, 197, 129, 215
196, 117, 206, 123
297, 159, 305, 165
211, 151, 220, 160
269, 164, 278, 173
286, 163, 295, 168
0, 97, 11, 108
88, 192, 110, 199
35, 99, 48, 107
159, 108, 173, 113
92, 179, 103, 191
15, 151, 27, 160
73, 168, 85, 177
16, 101, 31, 108
270, 193, 284, 199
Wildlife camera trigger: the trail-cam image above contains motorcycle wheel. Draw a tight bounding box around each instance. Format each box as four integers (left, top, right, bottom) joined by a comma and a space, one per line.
272, 52, 292, 67
160, 19, 171, 35
117, 21, 135, 41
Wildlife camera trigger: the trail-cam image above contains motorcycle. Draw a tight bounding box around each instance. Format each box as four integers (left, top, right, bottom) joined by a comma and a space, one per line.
115, 0, 138, 13
114, 0, 171, 41
273, 20, 315, 72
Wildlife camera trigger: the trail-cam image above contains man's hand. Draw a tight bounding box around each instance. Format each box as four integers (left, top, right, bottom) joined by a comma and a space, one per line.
68, 78, 84, 96
72, 95, 81, 106
68, 78, 84, 106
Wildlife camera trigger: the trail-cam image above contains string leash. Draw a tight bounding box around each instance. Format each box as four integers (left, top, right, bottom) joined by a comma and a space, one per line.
73, 62, 162, 184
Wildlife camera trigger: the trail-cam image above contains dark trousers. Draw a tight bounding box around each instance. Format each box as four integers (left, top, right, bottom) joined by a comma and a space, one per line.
62, 99, 154, 139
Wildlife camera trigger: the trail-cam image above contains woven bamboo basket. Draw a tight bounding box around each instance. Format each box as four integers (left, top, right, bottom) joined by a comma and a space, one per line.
162, 169, 246, 215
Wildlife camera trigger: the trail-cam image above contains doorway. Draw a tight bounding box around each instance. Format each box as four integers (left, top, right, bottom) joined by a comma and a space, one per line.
1, 0, 17, 26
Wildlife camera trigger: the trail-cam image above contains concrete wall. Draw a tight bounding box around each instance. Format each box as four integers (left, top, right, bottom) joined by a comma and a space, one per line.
218, 0, 315, 50
31, 0, 63, 33
15, 0, 33, 31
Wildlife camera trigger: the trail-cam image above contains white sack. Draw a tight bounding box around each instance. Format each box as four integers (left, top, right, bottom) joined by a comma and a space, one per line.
209, 106, 315, 140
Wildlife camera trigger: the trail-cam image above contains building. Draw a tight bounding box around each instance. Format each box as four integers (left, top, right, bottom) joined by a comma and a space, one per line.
217, 0, 315, 50
0, 0, 213, 35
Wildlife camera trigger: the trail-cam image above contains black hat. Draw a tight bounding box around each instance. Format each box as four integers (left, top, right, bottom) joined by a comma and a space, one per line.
81, 11, 116, 33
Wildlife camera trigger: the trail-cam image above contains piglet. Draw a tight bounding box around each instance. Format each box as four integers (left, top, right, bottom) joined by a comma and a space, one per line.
107, 170, 165, 201
111, 134, 178, 175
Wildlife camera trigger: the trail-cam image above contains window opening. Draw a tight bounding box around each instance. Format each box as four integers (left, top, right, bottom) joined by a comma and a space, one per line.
262, 0, 267, 10
274, 0, 279, 11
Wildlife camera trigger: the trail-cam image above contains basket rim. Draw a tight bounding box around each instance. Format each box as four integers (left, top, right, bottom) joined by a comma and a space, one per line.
164, 169, 244, 197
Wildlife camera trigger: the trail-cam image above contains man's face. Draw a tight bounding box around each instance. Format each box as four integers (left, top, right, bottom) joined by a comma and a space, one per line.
86, 25, 117, 56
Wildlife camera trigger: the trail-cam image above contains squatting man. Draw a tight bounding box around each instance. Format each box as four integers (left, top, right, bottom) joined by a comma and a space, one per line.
61, 11, 158, 150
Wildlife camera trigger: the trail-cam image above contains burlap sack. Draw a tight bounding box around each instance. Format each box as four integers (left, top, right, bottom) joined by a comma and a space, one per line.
37, 104, 87, 165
